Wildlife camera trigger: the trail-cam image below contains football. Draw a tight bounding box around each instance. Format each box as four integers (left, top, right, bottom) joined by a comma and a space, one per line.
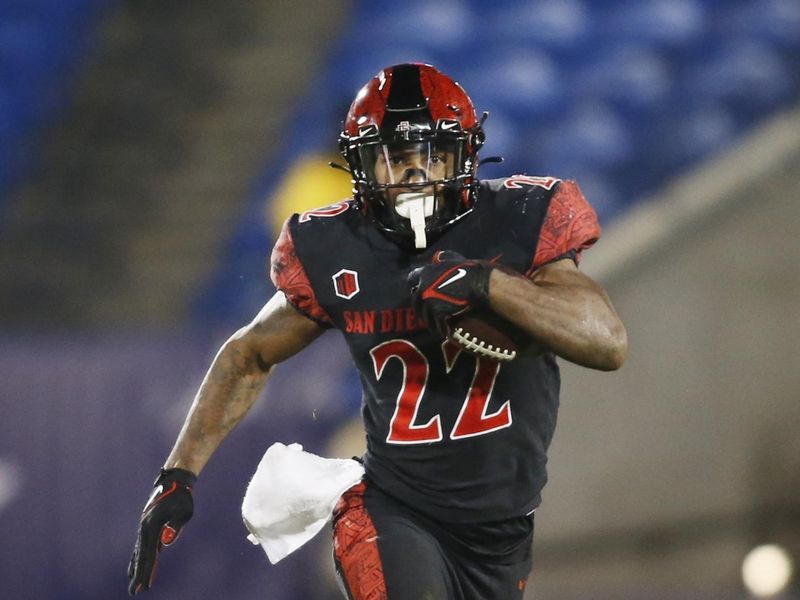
447, 309, 526, 362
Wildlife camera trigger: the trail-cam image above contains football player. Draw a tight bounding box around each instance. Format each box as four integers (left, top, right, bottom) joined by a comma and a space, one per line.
128, 63, 627, 599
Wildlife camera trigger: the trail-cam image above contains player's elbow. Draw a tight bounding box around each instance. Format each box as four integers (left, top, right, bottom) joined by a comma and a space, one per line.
221, 328, 273, 379
597, 323, 628, 371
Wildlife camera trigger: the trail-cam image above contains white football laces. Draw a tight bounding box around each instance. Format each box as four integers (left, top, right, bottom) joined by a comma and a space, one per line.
451, 326, 517, 362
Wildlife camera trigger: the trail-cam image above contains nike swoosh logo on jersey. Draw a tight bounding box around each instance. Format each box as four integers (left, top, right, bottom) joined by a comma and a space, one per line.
438, 268, 467, 289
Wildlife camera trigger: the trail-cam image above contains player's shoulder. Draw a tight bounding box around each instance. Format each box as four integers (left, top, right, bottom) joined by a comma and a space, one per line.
291, 199, 358, 230
479, 174, 562, 209
479, 175, 593, 215
477, 174, 563, 219
481, 174, 562, 195
477, 174, 601, 268
272, 199, 356, 267
280, 199, 359, 249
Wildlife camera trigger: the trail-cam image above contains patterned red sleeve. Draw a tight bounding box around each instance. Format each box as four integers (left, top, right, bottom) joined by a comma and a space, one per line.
528, 180, 601, 274
269, 218, 332, 325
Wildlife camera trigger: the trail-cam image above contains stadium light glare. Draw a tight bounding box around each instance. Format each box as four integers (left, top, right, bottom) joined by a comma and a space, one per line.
742, 544, 794, 597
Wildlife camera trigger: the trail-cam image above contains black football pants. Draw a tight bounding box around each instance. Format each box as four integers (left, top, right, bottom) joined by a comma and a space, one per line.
332, 481, 533, 600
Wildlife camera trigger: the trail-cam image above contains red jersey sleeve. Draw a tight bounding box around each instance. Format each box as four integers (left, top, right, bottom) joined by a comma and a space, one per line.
269, 218, 332, 325
528, 180, 601, 274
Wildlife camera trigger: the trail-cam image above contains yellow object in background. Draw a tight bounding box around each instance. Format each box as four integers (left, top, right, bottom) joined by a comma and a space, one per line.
267, 153, 353, 235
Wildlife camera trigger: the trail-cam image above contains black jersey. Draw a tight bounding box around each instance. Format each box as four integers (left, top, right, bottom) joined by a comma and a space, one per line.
270, 175, 601, 523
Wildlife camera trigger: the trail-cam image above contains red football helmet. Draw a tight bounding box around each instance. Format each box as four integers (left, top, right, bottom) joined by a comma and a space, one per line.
339, 63, 485, 248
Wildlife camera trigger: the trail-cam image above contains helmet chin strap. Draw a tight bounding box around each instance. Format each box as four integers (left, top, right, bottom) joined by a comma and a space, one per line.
394, 192, 435, 249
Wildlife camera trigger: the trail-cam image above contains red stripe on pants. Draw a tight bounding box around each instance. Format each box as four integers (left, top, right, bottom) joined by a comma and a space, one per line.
333, 483, 387, 600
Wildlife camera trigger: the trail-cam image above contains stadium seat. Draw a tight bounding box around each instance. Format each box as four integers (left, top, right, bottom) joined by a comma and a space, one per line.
0, 0, 116, 212
461, 47, 568, 121
600, 0, 707, 49
0, 0, 104, 24
680, 38, 794, 118
0, 86, 31, 139
567, 42, 673, 117
527, 102, 635, 172
714, 0, 800, 50
476, 108, 517, 169
643, 102, 740, 174
347, 0, 474, 52
482, 0, 591, 56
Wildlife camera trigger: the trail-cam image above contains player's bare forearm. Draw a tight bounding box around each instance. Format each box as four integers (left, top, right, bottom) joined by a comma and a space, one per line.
164, 292, 324, 475
163, 339, 273, 475
488, 259, 627, 371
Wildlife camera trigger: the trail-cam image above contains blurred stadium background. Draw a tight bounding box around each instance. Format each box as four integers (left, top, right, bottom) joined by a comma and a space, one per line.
1, 0, 799, 598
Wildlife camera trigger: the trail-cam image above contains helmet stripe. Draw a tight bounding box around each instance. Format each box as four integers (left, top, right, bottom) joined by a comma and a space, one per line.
386, 64, 427, 111
381, 64, 432, 134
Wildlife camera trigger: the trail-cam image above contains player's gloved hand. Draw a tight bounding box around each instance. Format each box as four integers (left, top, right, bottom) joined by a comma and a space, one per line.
128, 468, 197, 595
408, 250, 493, 337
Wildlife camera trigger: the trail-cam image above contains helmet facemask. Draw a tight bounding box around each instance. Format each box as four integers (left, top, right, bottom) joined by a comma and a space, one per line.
356, 135, 474, 249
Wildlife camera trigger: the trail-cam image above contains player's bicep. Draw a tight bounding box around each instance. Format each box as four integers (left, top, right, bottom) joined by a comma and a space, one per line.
530, 258, 605, 293
530, 258, 620, 320
233, 291, 325, 368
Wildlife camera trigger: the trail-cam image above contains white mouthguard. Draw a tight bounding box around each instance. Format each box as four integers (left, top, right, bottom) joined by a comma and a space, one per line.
394, 192, 434, 249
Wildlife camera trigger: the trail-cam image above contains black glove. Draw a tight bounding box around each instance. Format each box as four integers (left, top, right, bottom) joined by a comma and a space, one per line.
128, 468, 197, 595
408, 250, 493, 337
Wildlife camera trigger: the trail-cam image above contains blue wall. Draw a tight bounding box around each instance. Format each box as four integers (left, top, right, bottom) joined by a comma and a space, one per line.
0, 332, 360, 599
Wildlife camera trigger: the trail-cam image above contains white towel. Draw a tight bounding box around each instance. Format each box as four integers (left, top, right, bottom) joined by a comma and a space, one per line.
241, 442, 365, 564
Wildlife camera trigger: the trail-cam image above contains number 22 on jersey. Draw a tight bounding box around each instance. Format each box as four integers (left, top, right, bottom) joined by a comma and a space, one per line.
370, 339, 512, 444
